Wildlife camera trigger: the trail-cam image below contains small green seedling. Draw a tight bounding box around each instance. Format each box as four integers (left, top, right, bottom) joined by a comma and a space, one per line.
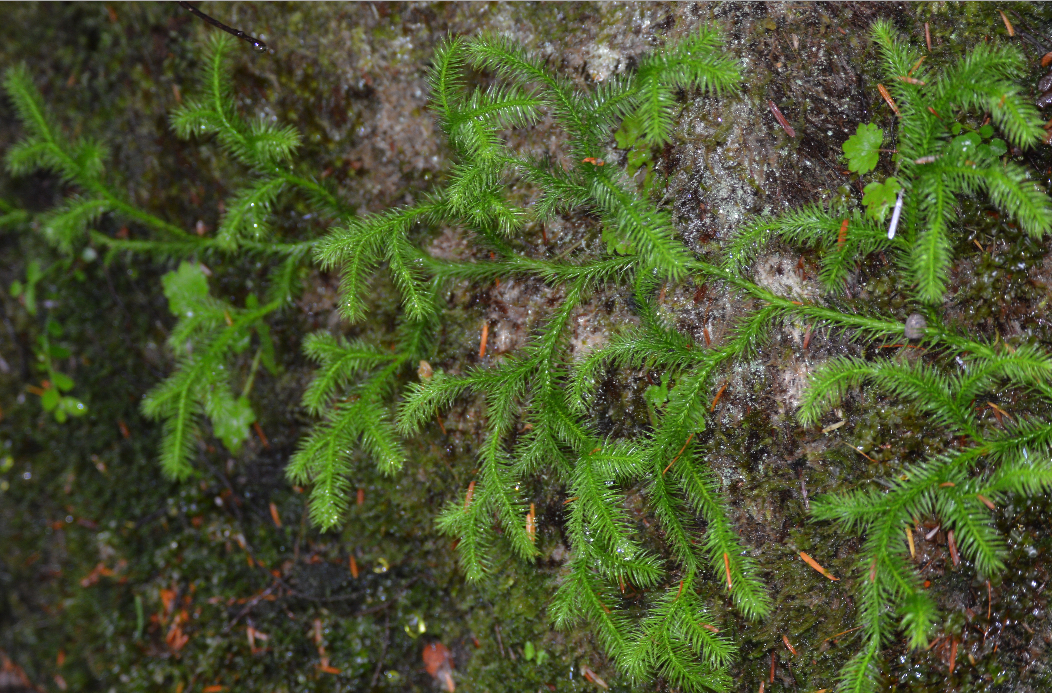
32, 321, 87, 423
9, 259, 43, 315
522, 640, 548, 666
861, 176, 902, 221
843, 122, 883, 174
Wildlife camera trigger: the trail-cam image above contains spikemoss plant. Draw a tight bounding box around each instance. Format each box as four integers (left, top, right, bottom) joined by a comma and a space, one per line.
5, 17, 1052, 693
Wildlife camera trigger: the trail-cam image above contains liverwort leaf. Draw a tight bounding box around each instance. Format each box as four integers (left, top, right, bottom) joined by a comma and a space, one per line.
211, 394, 256, 453
843, 122, 883, 174
41, 387, 60, 411
52, 372, 74, 392
862, 176, 903, 221
161, 262, 210, 318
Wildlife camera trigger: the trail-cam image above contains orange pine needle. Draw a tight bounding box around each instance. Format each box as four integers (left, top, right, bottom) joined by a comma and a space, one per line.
998, 10, 1014, 37
977, 494, 996, 511
877, 84, 900, 116
837, 218, 849, 249
908, 56, 926, 77
349, 555, 359, 579
463, 480, 475, 511
253, 422, 269, 448
269, 502, 282, 528
799, 551, 839, 581
987, 401, 1012, 421
662, 432, 695, 475
478, 322, 489, 359
821, 626, 862, 644
949, 638, 957, 673
525, 503, 536, 543
723, 552, 733, 589
925, 22, 932, 51
847, 444, 877, 463
357, 488, 365, 505
906, 526, 916, 558
710, 383, 728, 411
782, 634, 797, 656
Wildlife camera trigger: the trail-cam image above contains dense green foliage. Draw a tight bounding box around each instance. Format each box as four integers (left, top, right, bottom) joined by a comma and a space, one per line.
4, 14, 1052, 693
3, 25, 753, 692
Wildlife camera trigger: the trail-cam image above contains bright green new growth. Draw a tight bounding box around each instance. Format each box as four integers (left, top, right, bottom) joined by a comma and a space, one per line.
141, 262, 277, 479
715, 21, 1052, 693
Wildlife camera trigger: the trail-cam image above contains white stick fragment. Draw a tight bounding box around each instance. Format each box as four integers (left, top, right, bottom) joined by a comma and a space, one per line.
887, 188, 905, 240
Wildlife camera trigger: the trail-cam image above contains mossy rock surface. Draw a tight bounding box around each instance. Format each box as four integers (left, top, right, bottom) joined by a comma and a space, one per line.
2, 3, 1052, 692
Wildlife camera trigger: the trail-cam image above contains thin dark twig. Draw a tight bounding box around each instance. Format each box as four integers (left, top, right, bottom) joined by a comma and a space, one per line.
133, 505, 168, 530
1018, 30, 1050, 56
370, 613, 391, 689
176, 1, 268, 52
292, 576, 420, 604
494, 623, 506, 658
223, 581, 278, 634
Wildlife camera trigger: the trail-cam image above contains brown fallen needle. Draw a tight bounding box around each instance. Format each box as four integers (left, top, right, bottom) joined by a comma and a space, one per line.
998, 10, 1014, 37
948, 530, 960, 567
580, 665, 609, 690
877, 84, 900, 116
768, 100, 796, 137
799, 551, 839, 581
